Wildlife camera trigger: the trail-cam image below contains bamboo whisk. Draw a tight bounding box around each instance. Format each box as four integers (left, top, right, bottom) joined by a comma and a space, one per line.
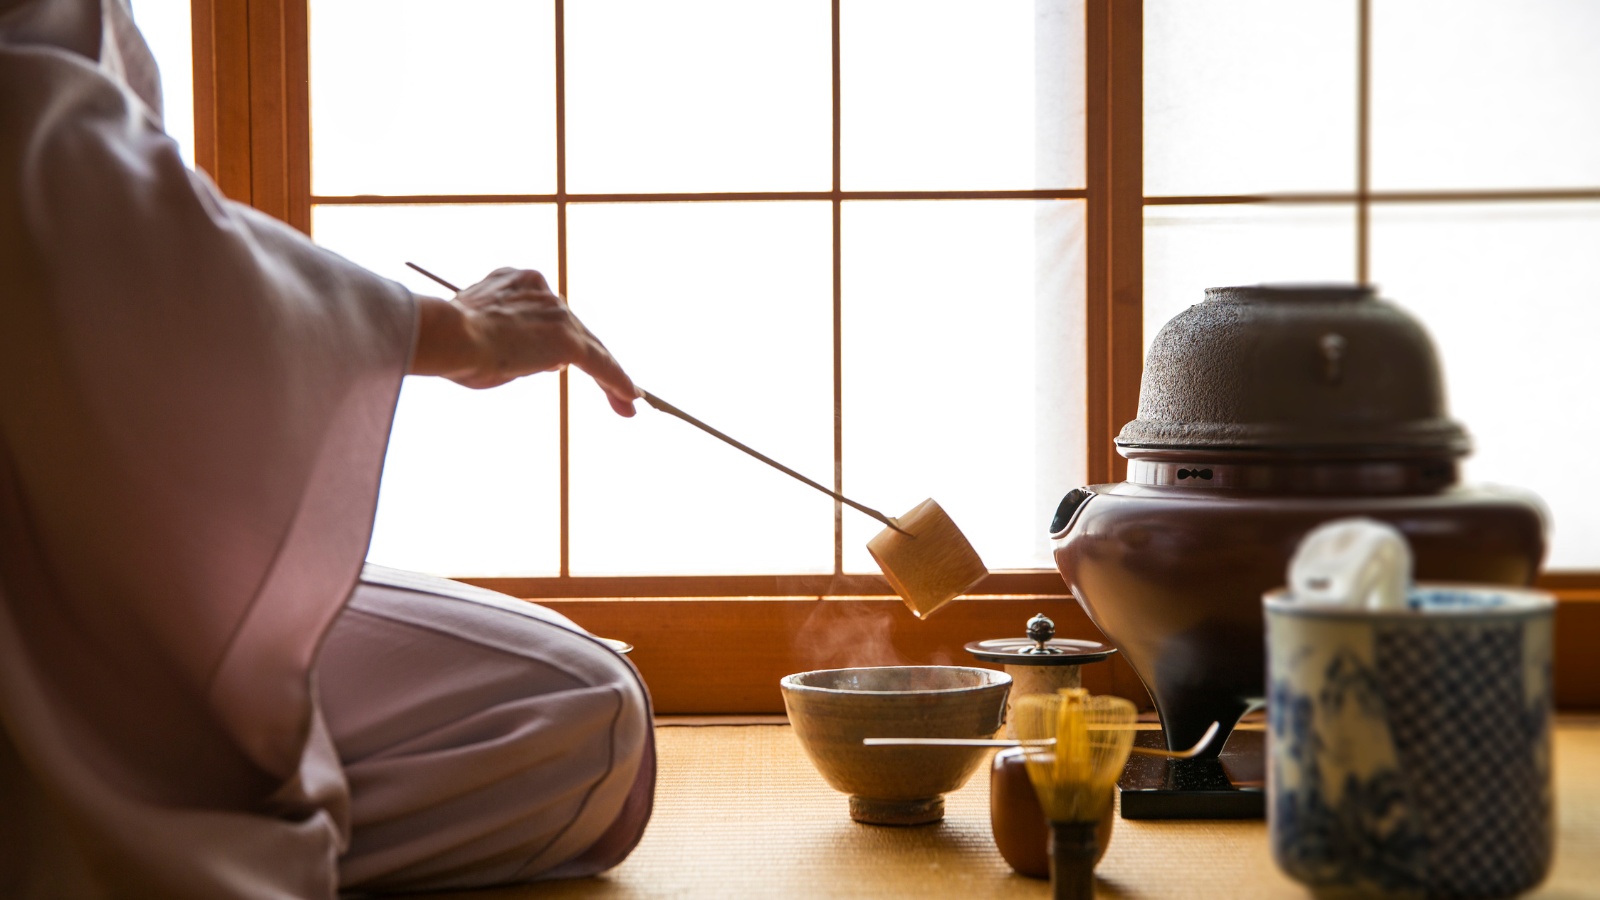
1012, 688, 1138, 900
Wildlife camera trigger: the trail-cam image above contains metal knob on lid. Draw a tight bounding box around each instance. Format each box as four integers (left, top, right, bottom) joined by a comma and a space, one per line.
966, 614, 1116, 666
1025, 613, 1058, 654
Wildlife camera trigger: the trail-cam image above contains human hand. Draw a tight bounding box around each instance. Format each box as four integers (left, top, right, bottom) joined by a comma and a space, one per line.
411, 268, 638, 416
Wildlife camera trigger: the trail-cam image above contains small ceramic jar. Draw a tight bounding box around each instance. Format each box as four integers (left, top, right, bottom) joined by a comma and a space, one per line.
989, 746, 1115, 880
966, 614, 1115, 739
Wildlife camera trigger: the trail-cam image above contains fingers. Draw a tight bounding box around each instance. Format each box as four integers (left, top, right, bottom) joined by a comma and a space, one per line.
464, 268, 640, 417
558, 302, 639, 417
607, 391, 639, 418
486, 267, 555, 297
572, 338, 640, 418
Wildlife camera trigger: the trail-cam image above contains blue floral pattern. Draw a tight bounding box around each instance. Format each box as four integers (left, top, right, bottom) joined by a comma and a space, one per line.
1270, 652, 1428, 894
1266, 597, 1554, 899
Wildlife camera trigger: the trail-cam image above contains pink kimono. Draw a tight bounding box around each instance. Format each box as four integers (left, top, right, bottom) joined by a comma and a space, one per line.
0, 1, 654, 895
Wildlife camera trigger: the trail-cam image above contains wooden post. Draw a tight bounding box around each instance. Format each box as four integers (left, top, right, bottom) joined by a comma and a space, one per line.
189, 0, 310, 233
1084, 0, 1144, 486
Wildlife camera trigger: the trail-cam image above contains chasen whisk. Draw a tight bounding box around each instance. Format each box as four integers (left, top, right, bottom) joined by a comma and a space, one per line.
1012, 688, 1138, 900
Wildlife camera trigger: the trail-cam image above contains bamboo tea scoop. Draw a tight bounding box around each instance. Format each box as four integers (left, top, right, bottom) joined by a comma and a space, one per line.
863, 720, 1221, 760
405, 262, 988, 619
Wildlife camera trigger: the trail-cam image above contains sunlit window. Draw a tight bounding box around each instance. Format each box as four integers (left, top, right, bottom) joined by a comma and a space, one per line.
153, 1, 1600, 578
1144, 0, 1600, 569
129, 0, 195, 167
307, 0, 1089, 578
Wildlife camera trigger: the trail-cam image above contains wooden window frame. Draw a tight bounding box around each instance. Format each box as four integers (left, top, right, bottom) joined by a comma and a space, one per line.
190, 0, 1598, 713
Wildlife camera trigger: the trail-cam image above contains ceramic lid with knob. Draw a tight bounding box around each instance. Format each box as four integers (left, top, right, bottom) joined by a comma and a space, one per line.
965, 614, 1116, 667
1117, 284, 1470, 459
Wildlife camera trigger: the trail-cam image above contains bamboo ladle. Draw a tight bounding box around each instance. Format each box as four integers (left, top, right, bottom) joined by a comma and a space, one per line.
404, 262, 989, 617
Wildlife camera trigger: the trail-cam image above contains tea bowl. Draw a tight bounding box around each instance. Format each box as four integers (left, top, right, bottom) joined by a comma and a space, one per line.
780, 665, 1011, 825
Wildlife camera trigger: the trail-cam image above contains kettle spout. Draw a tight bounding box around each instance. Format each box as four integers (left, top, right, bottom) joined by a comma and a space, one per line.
1049, 487, 1096, 537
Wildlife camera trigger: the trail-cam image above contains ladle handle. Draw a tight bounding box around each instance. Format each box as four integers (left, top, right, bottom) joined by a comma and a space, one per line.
638, 390, 911, 536
403, 262, 910, 537
406, 262, 461, 292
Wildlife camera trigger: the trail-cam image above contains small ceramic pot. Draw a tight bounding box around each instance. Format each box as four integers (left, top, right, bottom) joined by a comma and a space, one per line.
1265, 584, 1555, 899
966, 614, 1116, 740
989, 747, 1114, 880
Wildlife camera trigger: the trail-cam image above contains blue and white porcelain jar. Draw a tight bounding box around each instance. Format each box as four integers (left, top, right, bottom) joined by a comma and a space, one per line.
1265, 583, 1554, 899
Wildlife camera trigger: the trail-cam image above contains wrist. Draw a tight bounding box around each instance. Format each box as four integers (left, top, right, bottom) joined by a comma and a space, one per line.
410, 295, 484, 381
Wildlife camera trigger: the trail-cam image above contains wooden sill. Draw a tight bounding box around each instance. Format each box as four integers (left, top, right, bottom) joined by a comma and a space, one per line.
461, 570, 1070, 599
511, 590, 1600, 716
533, 595, 1146, 716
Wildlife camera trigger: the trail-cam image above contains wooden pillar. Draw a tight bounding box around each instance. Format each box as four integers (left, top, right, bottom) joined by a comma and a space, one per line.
1084, 0, 1144, 485
190, 0, 310, 233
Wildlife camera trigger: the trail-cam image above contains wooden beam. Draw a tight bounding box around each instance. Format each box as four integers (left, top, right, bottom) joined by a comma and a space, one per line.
538, 596, 1149, 715
283, 0, 310, 233
245, 0, 285, 219
188, 0, 310, 232
1536, 571, 1600, 595
191, 0, 252, 202
460, 570, 1075, 599
1107, 0, 1144, 488
189, 0, 215, 179
537, 592, 1600, 715
1554, 596, 1600, 709
467, 570, 1600, 601
1084, 0, 1144, 486
1084, 0, 1110, 485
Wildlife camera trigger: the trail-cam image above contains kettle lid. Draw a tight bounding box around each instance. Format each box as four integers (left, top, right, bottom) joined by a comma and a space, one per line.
1116, 284, 1470, 458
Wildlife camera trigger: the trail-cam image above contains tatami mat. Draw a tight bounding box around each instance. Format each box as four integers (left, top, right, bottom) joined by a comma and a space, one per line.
433, 719, 1600, 899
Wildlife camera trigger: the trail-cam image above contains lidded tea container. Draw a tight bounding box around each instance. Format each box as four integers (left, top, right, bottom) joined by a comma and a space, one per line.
965, 613, 1114, 738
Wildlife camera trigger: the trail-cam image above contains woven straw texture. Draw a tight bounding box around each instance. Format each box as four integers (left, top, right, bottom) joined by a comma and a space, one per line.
432, 718, 1600, 899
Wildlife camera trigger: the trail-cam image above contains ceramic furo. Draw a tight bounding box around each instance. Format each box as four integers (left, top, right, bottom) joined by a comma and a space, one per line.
1050, 285, 1545, 757
1265, 585, 1554, 899
779, 666, 1010, 825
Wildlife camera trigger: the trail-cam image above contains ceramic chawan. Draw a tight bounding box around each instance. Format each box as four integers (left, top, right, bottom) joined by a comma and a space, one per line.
1265, 584, 1555, 899
780, 666, 1010, 825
